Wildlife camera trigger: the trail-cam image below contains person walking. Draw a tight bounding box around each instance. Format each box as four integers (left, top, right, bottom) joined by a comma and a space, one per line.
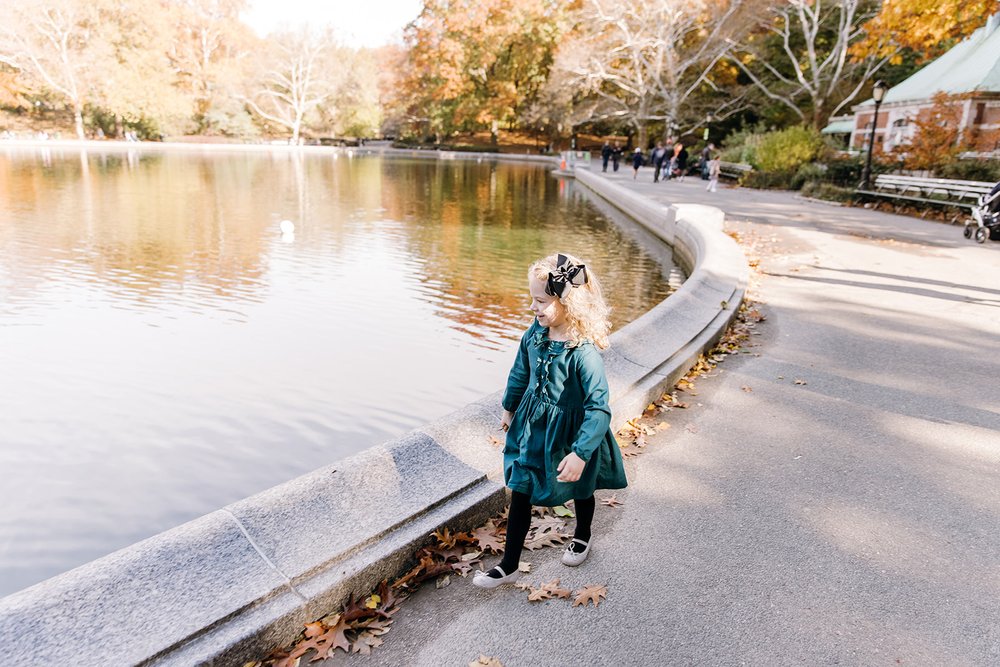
700, 142, 715, 180
632, 147, 644, 180
673, 142, 689, 182
601, 141, 612, 172
706, 153, 721, 193
651, 142, 665, 183
472, 253, 627, 589
611, 142, 622, 172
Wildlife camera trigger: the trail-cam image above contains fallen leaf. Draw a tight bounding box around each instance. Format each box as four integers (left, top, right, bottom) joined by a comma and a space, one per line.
513, 580, 533, 591
655, 421, 670, 431
794, 378, 807, 385
471, 522, 505, 553
741, 385, 753, 392
350, 630, 384, 655
600, 495, 623, 508
524, 530, 570, 550
517, 561, 531, 573
619, 446, 641, 458
527, 578, 572, 602
470, 656, 505, 667
460, 550, 482, 561
777, 375, 784, 380
488, 436, 503, 448
572, 584, 608, 608
435, 575, 451, 589
685, 423, 699, 433
364, 594, 381, 609
552, 504, 575, 518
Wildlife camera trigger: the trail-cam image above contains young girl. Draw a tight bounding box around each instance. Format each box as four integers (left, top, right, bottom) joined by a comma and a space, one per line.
707, 154, 721, 193
473, 253, 628, 588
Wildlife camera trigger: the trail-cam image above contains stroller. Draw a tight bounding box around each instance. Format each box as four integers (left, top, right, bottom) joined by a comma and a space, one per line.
964, 181, 1000, 243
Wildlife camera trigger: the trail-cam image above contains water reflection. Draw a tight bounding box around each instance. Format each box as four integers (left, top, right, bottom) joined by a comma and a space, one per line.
0, 149, 682, 596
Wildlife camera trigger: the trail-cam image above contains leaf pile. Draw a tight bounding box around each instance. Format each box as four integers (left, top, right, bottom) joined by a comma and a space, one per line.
266, 581, 401, 666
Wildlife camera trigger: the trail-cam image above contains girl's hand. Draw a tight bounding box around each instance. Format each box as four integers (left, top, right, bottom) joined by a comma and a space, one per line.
556, 451, 586, 482
500, 409, 514, 433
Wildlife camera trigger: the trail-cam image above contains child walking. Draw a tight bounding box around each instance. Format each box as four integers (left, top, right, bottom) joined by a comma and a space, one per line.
473, 253, 628, 588
706, 154, 721, 193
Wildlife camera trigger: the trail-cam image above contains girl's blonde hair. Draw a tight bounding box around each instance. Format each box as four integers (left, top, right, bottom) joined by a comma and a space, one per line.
529, 253, 611, 350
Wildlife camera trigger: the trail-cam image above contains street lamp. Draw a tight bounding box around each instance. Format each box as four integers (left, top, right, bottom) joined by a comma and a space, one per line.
703, 113, 714, 142
861, 80, 889, 190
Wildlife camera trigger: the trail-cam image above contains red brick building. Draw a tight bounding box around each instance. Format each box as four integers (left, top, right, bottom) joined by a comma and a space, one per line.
849, 14, 1000, 155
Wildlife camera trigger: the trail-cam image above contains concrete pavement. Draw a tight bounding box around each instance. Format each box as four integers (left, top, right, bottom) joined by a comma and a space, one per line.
315, 172, 1000, 666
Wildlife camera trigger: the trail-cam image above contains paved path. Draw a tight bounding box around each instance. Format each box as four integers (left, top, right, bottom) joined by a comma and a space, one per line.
319, 172, 1000, 666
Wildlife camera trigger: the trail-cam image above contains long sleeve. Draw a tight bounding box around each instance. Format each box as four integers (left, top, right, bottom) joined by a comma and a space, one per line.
570, 347, 612, 461
501, 326, 533, 412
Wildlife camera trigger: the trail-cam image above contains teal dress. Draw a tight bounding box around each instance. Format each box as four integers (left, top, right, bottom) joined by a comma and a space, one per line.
501, 319, 628, 506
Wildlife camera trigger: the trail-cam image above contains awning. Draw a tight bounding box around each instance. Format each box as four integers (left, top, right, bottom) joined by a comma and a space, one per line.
821, 119, 855, 134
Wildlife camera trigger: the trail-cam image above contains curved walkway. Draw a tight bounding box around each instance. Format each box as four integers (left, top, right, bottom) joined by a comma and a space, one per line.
317, 173, 1000, 665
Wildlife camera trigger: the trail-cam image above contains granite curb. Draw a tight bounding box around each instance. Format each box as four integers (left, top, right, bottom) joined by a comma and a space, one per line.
0, 156, 747, 666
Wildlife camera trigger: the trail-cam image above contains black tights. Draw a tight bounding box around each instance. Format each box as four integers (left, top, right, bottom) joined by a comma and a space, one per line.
494, 492, 596, 576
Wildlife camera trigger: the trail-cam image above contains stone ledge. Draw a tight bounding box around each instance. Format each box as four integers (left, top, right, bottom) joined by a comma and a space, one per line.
0, 156, 748, 666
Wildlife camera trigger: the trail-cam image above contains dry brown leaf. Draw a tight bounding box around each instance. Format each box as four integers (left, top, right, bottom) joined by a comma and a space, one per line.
655, 421, 670, 431
470, 656, 505, 667
619, 446, 642, 458
794, 378, 807, 385
471, 522, 505, 554
685, 423, 699, 434
741, 385, 753, 392
488, 435, 503, 448
572, 584, 608, 608
524, 530, 569, 550
600, 495, 624, 508
527, 578, 571, 602
517, 561, 531, 573
350, 630, 384, 655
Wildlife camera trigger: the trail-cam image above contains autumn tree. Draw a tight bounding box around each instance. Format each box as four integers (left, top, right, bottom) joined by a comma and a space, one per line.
853, 0, 1000, 64
167, 0, 255, 134
399, 0, 566, 142
544, 0, 751, 148
0, 0, 109, 138
728, 0, 892, 129
243, 27, 335, 143
897, 92, 972, 172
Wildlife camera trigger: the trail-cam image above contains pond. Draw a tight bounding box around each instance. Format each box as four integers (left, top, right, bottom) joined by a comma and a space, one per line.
0, 147, 683, 596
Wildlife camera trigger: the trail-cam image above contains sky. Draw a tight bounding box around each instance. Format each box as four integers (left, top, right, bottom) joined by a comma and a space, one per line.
242, 0, 424, 47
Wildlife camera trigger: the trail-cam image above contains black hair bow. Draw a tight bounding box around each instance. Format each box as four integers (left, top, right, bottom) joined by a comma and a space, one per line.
546, 254, 588, 298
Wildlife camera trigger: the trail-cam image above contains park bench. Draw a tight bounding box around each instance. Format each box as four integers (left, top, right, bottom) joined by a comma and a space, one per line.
855, 174, 996, 210
719, 161, 753, 180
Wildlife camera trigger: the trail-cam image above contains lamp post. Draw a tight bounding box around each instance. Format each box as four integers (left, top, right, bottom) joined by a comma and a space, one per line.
703, 113, 713, 142
861, 80, 889, 190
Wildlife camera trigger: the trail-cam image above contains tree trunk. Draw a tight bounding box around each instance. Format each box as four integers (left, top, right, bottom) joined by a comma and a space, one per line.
636, 123, 648, 152
74, 104, 85, 140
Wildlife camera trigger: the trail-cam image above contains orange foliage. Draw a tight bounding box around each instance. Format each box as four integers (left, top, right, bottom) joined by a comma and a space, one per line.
853, 0, 1000, 64
896, 93, 972, 171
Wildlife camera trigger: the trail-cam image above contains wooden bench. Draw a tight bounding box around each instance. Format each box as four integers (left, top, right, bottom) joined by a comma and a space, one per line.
856, 174, 995, 210
719, 161, 753, 180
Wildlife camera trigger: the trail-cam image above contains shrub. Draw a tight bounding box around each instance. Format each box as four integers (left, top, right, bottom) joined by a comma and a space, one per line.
822, 156, 865, 186
740, 169, 796, 190
791, 162, 827, 190
755, 125, 826, 173
936, 159, 1000, 182
800, 181, 854, 203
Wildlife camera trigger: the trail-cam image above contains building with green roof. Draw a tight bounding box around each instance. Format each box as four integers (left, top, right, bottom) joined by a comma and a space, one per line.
848, 14, 1000, 154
